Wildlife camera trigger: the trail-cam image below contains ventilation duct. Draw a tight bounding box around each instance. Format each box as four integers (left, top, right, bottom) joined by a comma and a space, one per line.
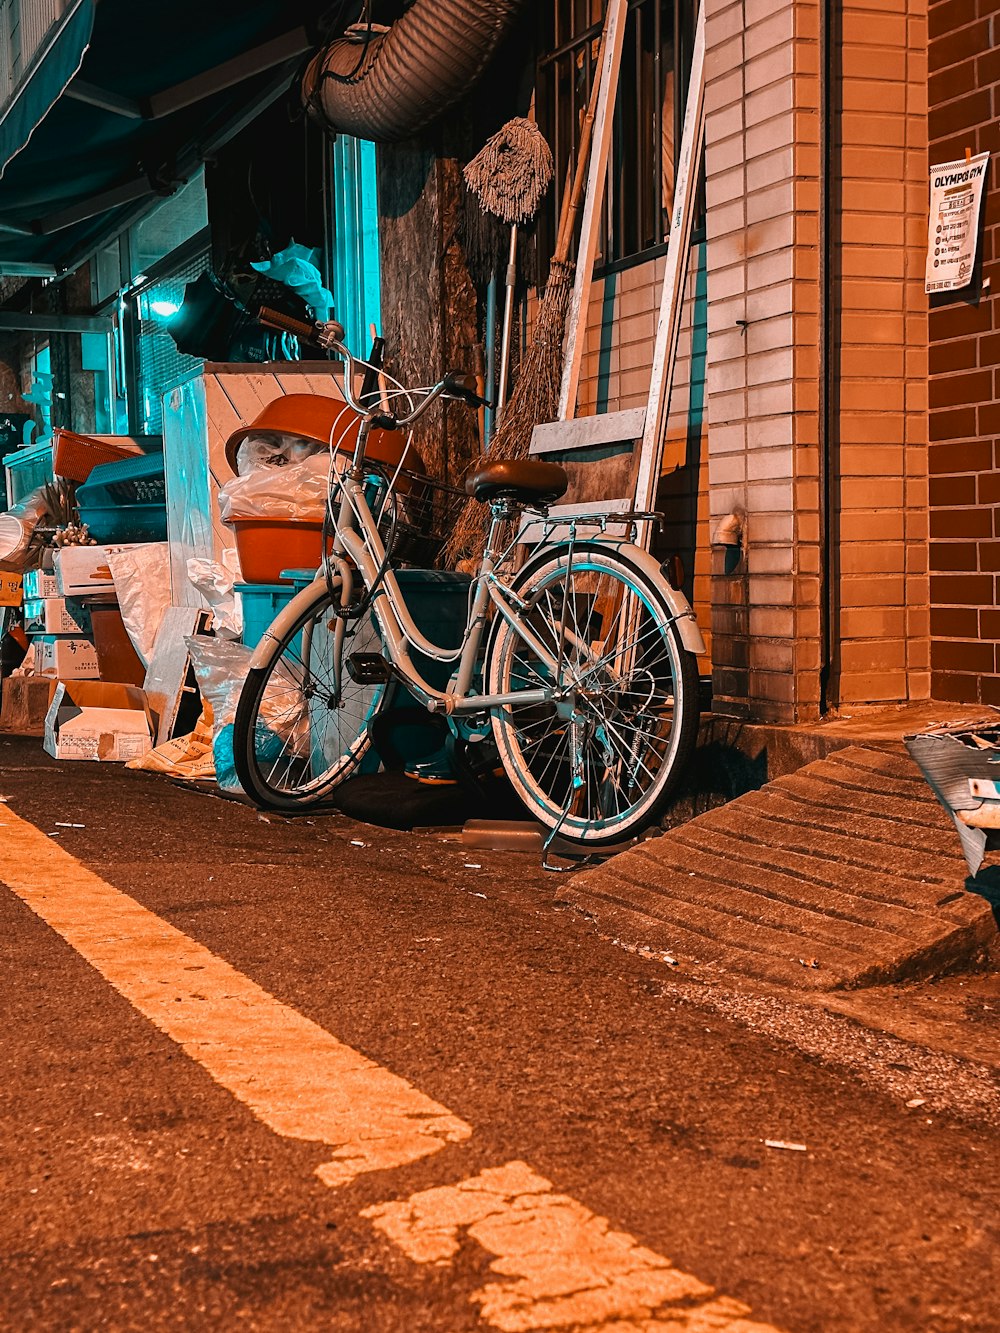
302, 1, 527, 143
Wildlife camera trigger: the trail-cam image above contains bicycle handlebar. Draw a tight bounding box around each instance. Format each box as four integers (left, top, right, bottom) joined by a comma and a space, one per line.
255, 306, 490, 427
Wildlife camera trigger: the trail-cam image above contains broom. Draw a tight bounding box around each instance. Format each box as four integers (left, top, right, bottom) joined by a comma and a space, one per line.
444, 12, 611, 566
463, 117, 554, 424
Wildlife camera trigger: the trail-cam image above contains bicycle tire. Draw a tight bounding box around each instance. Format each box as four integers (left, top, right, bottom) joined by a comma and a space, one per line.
485, 545, 700, 847
232, 582, 390, 811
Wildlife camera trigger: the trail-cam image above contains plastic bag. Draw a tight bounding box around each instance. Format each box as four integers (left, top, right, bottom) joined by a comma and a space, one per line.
250, 243, 333, 322
107, 542, 171, 668
187, 557, 242, 637
0, 486, 51, 572
219, 452, 332, 524
235, 431, 326, 476
185, 635, 308, 793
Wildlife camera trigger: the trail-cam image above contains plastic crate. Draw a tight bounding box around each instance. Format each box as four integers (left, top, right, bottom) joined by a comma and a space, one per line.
394, 570, 471, 690
77, 453, 166, 504
76, 453, 167, 543
237, 581, 301, 650
51, 430, 147, 483
3, 438, 53, 506
239, 570, 470, 670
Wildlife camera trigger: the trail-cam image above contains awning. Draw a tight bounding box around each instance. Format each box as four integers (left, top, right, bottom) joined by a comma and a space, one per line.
0, 0, 95, 187
0, 0, 323, 274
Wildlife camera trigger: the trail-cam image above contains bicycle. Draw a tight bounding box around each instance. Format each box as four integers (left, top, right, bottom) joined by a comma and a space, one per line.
231, 317, 705, 853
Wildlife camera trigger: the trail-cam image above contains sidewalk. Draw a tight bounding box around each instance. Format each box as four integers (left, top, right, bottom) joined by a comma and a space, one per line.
562, 704, 1000, 992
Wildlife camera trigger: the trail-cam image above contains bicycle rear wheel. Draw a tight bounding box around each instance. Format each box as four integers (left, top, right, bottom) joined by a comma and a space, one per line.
485, 546, 699, 846
233, 582, 389, 811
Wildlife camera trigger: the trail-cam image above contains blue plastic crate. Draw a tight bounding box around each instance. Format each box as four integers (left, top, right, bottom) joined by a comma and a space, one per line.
76, 453, 167, 543
77, 452, 166, 504
237, 582, 301, 650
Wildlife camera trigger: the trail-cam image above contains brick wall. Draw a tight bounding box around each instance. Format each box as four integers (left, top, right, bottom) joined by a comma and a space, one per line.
927, 0, 1000, 703
703, 0, 928, 722
704, 0, 822, 722
836, 0, 929, 705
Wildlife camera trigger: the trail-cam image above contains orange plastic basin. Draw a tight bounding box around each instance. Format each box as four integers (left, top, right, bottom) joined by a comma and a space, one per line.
231, 519, 332, 584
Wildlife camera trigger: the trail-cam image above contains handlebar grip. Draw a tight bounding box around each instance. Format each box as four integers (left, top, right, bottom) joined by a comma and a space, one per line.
443, 370, 490, 408
257, 306, 318, 342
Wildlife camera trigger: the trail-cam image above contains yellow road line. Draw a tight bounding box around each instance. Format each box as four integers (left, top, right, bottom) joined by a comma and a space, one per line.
0, 804, 469, 1187
0, 802, 783, 1331
364, 1161, 778, 1332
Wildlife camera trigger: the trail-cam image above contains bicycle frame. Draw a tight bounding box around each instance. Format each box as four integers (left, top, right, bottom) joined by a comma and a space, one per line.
335, 469, 569, 716
247, 453, 563, 719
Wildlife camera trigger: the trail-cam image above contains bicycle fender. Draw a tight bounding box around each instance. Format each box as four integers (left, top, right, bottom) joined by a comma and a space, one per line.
520, 538, 706, 657
609, 540, 705, 655
247, 575, 328, 671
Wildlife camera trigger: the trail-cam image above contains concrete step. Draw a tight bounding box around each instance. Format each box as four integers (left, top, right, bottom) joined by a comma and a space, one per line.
563, 746, 999, 990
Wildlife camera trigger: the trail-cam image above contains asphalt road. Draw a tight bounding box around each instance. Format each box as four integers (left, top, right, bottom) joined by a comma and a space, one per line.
0, 735, 997, 1332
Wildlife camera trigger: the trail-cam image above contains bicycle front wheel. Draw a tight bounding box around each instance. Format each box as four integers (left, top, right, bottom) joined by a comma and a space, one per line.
233, 582, 389, 811
485, 546, 700, 847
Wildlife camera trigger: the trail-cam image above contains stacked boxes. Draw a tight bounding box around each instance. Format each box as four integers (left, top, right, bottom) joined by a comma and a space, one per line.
52, 544, 147, 687
22, 567, 100, 680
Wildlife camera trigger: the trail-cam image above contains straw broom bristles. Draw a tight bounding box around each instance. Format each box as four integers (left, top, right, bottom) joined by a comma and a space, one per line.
443, 261, 573, 564
442, 13, 611, 567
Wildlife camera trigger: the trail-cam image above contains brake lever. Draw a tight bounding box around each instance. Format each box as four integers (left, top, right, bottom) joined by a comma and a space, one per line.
441, 370, 491, 409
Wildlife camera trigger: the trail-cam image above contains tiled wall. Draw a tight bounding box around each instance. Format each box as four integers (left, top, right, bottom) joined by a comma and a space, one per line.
703, 0, 928, 722
927, 0, 1000, 703
837, 0, 929, 704
573, 249, 712, 671
703, 0, 823, 722
554, 0, 931, 723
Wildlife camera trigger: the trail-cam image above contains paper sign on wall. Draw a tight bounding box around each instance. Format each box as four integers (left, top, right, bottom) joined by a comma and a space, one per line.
926, 152, 989, 293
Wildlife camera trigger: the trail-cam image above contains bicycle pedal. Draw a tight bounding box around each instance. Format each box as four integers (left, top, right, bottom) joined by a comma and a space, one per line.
346, 652, 392, 684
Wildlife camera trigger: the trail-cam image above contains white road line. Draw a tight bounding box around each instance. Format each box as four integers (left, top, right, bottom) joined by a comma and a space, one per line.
0, 802, 784, 1331
0, 805, 469, 1187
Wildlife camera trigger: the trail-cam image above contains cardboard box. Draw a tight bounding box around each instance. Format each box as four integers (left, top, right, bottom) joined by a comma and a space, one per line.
43, 681, 154, 762
0, 676, 57, 736
34, 635, 101, 679
22, 569, 59, 599
24, 596, 92, 636
54, 544, 140, 598
0, 570, 23, 607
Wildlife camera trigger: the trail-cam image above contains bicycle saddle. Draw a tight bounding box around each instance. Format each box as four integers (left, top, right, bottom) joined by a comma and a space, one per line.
466, 458, 569, 505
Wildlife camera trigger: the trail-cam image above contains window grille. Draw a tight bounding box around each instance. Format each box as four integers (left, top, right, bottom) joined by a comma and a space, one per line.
537, 0, 697, 271
135, 249, 211, 433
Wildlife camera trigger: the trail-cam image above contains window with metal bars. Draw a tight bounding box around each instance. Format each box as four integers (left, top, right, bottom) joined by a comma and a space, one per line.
536, 0, 698, 273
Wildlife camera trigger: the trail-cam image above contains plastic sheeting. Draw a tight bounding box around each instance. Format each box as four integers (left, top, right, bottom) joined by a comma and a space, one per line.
107, 542, 171, 668
162, 372, 225, 608
187, 553, 242, 637
249, 243, 333, 322
186, 634, 309, 794
0, 487, 53, 572
235, 431, 325, 476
